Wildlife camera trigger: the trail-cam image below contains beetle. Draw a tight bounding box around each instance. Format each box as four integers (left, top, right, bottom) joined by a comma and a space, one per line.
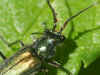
0, 0, 96, 75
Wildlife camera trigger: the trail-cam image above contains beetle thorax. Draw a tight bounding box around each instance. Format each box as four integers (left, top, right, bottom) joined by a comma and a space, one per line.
34, 37, 56, 59
33, 30, 65, 60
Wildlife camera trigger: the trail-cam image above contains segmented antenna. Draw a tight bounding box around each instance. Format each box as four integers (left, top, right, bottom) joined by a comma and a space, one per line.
59, 2, 97, 33
47, 0, 57, 31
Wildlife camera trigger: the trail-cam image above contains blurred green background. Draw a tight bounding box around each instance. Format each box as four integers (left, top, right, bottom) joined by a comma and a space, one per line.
79, 57, 100, 75
0, 0, 100, 75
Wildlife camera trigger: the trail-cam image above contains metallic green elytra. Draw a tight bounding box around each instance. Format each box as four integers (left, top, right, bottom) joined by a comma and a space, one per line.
0, 0, 96, 75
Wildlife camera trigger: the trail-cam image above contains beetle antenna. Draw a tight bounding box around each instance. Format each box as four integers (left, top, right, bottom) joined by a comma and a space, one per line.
47, 0, 57, 31
59, 2, 97, 33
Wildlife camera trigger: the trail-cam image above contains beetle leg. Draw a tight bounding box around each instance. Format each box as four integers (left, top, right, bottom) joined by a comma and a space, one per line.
48, 60, 71, 75
31, 32, 43, 35
0, 51, 7, 60
8, 40, 24, 47
0, 35, 24, 47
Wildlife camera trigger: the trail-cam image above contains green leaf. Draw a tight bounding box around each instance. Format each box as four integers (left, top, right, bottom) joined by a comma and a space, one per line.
0, 0, 100, 75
